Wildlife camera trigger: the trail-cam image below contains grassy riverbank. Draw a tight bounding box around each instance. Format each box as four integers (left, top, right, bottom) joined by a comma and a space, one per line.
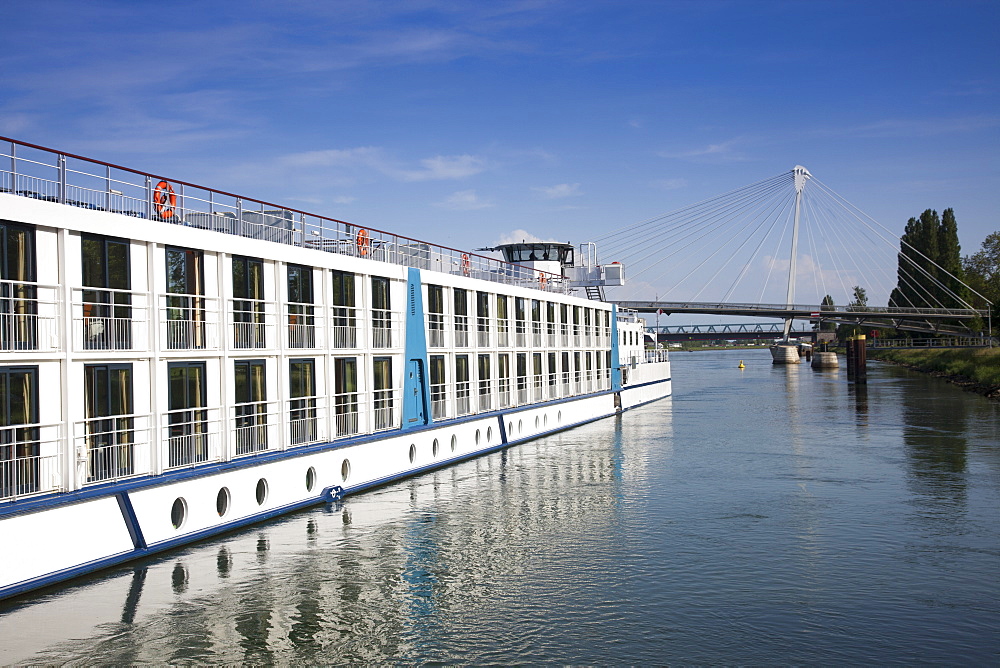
868, 347, 1000, 400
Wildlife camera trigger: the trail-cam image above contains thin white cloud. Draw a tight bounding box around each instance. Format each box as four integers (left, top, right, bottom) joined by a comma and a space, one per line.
275, 148, 486, 182
400, 155, 488, 181
495, 228, 563, 245
436, 189, 493, 210
532, 182, 582, 199
652, 178, 688, 191
658, 138, 748, 162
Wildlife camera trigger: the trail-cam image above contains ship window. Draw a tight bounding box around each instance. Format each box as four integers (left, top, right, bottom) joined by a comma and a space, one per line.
217, 487, 231, 516
0, 222, 37, 352
167, 361, 208, 468
453, 288, 468, 316
455, 355, 470, 415
232, 256, 265, 348
255, 478, 268, 505
289, 359, 317, 445
165, 247, 205, 349
432, 438, 440, 457
450, 434, 457, 451
171, 497, 187, 529
84, 363, 134, 482
373, 357, 394, 430
409, 443, 416, 463
341, 458, 351, 482
334, 358, 359, 436
371, 277, 391, 347
82, 234, 132, 350
0, 365, 40, 498
234, 359, 268, 454
287, 265, 315, 348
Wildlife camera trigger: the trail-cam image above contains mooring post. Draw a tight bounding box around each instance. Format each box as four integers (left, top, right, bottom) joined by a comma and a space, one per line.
855, 334, 867, 384
845, 335, 855, 381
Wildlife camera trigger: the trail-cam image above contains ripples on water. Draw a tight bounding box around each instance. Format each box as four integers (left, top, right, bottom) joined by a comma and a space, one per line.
2, 350, 998, 664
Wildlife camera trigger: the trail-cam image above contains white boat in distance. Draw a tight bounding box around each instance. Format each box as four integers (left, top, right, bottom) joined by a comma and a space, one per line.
0, 137, 671, 601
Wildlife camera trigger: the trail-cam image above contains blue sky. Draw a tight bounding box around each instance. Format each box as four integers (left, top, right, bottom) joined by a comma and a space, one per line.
2, 0, 998, 302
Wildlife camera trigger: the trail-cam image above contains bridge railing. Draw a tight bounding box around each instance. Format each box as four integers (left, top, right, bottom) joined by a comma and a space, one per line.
0, 137, 566, 293
869, 337, 996, 349
618, 300, 986, 318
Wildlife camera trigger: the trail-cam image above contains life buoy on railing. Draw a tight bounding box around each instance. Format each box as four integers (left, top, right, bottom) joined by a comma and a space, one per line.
461, 253, 471, 276
356, 228, 370, 256
153, 180, 176, 219
539, 272, 548, 289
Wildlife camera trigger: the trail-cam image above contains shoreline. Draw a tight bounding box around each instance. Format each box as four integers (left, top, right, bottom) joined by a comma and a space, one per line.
868, 348, 1000, 401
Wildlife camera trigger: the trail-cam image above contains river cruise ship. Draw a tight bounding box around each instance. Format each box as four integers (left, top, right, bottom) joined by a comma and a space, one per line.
0, 137, 671, 600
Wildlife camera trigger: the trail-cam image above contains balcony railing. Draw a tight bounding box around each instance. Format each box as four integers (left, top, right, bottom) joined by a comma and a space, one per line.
73, 288, 150, 352
162, 406, 224, 470
160, 293, 220, 350
430, 383, 448, 420
1, 422, 63, 501
287, 396, 325, 445
427, 313, 446, 348
230, 298, 276, 350
329, 306, 359, 349
373, 388, 399, 432
286, 303, 322, 349
371, 309, 399, 349
0, 280, 61, 353
75, 413, 153, 484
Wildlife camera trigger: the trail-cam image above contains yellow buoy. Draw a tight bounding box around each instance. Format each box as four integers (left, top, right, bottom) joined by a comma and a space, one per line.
738, 360, 745, 369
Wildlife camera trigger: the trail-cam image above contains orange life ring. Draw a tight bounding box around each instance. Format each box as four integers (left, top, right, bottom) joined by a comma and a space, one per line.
153, 180, 176, 219
461, 253, 471, 276
356, 228, 370, 256
539, 272, 548, 289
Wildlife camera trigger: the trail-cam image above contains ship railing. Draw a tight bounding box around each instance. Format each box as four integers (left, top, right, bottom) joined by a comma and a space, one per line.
547, 377, 559, 399
546, 325, 557, 348
476, 317, 491, 347
453, 314, 470, 348
560, 325, 570, 347
229, 298, 276, 350
372, 388, 399, 432
332, 391, 362, 438
644, 349, 669, 363
455, 381, 472, 416
285, 302, 322, 350
515, 323, 527, 347
231, 400, 280, 457
430, 383, 448, 420
427, 313, 447, 348
75, 413, 154, 485
0, 280, 61, 353
1, 137, 570, 295
162, 407, 225, 471
561, 372, 572, 397
514, 379, 528, 406
286, 396, 325, 446
329, 306, 360, 349
477, 378, 493, 412
370, 309, 400, 349
497, 378, 511, 409
160, 293, 220, 351
0, 422, 63, 501
532, 322, 542, 347
72, 288, 150, 352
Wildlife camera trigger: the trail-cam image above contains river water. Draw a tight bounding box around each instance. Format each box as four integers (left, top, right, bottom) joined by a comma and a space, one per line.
2, 349, 998, 664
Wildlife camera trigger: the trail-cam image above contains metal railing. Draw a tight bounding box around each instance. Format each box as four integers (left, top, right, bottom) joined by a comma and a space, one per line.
1, 136, 567, 293
75, 413, 154, 484
0, 280, 61, 353
1, 423, 63, 501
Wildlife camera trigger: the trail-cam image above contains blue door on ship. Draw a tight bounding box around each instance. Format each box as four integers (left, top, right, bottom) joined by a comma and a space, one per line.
406, 359, 426, 425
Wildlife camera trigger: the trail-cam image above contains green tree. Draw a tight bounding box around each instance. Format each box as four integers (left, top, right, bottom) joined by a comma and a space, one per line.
962, 231, 1000, 333
820, 294, 836, 332
937, 208, 969, 308
890, 209, 940, 308
837, 286, 868, 343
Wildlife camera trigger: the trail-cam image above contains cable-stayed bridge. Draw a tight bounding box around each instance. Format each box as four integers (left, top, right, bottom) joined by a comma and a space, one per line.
595, 166, 991, 338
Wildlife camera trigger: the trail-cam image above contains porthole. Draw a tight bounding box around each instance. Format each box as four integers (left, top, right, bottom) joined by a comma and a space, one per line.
475, 429, 481, 445
216, 487, 231, 517
558, 410, 562, 424
450, 434, 457, 452
535, 416, 540, 429
518, 419, 523, 433
171, 497, 187, 530
306, 466, 317, 492
487, 426, 493, 443
341, 458, 351, 482
544, 414, 549, 427
409, 443, 416, 463
508, 421, 513, 436
432, 438, 440, 457
256, 478, 268, 506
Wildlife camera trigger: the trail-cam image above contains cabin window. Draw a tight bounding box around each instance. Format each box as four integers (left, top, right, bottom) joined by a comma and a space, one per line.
373, 357, 394, 429
515, 297, 526, 346
289, 359, 317, 445
0, 365, 39, 498
287, 264, 315, 348
476, 292, 490, 347
496, 295, 509, 347
234, 359, 268, 454
167, 361, 208, 467
547, 352, 557, 396
165, 247, 205, 349
497, 353, 511, 408
455, 355, 470, 415
515, 353, 528, 404
331, 270, 356, 348
532, 353, 543, 400
82, 234, 131, 350
478, 354, 491, 411
333, 357, 359, 436
0, 221, 37, 351
562, 351, 571, 394
84, 363, 134, 482
232, 256, 265, 349
430, 355, 446, 419
427, 285, 445, 347
371, 277, 391, 348
454, 288, 469, 348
